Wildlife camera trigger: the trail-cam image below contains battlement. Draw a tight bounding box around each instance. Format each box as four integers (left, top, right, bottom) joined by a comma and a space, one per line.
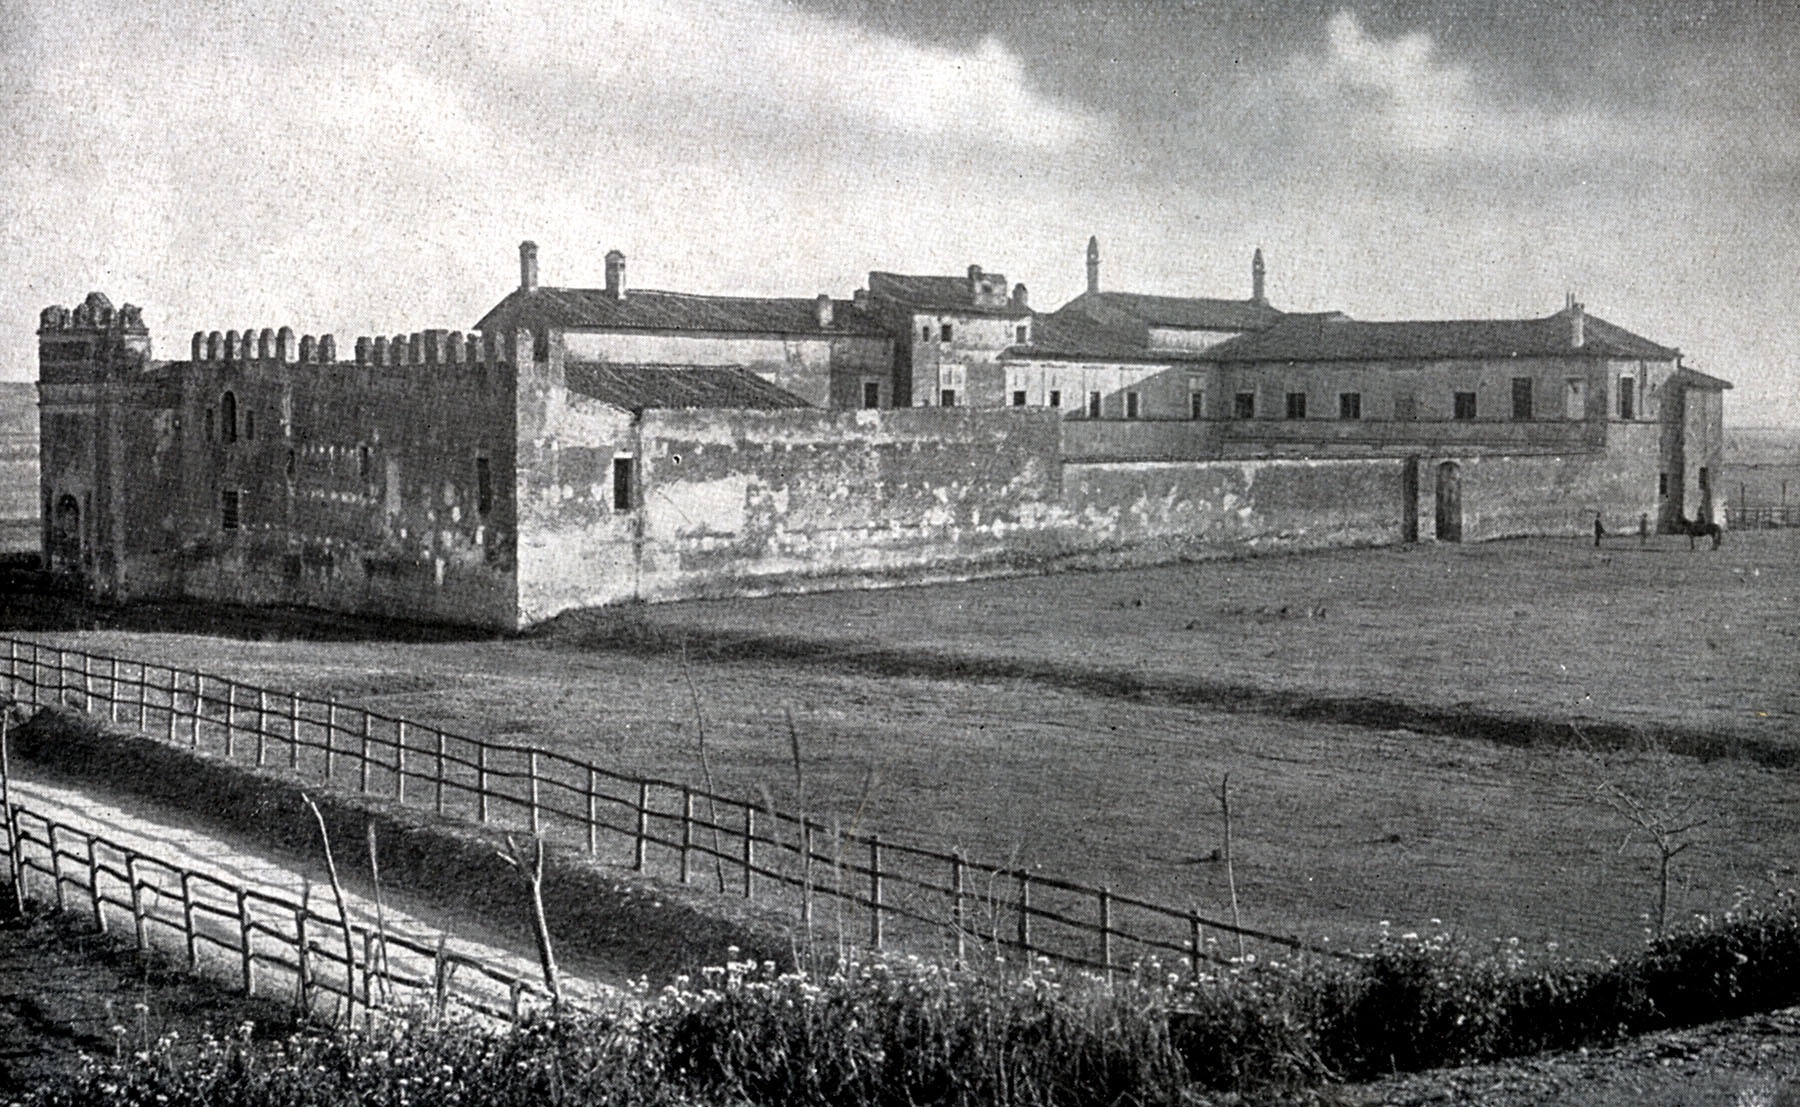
186, 328, 527, 369
39, 292, 147, 336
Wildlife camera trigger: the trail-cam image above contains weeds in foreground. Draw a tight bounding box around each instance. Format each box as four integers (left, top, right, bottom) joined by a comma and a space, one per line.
26, 897, 1800, 1107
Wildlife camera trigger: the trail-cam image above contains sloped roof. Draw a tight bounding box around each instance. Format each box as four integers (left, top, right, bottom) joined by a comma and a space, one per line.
866, 272, 1031, 317
564, 364, 814, 412
1064, 290, 1285, 333
1204, 308, 1679, 362
1669, 366, 1733, 390
475, 288, 887, 337
1001, 311, 1200, 363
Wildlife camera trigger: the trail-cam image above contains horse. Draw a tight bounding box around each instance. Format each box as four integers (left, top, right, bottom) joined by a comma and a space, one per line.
1673, 514, 1724, 550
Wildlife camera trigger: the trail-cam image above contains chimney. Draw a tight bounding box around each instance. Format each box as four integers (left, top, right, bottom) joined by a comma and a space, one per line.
605, 249, 626, 300
1086, 236, 1100, 294
967, 264, 983, 296
1570, 300, 1585, 348
853, 288, 869, 310
815, 293, 833, 328
1012, 282, 1029, 309
519, 241, 539, 292
1252, 247, 1267, 305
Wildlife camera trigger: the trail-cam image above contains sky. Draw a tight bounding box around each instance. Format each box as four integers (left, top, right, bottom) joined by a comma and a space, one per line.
2, 0, 1795, 424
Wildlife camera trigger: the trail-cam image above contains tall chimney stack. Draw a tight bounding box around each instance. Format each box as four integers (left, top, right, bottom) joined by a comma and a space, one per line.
815, 293, 833, 329
605, 249, 626, 301
1086, 236, 1100, 295
1252, 247, 1267, 305
519, 241, 539, 293
1570, 300, 1585, 348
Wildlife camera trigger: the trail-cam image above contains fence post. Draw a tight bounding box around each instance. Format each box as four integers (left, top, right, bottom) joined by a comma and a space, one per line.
182, 872, 198, 971
951, 852, 966, 963
477, 746, 489, 824
359, 713, 372, 793
224, 683, 237, 758
528, 751, 540, 836
800, 819, 813, 926
47, 824, 65, 913
81, 652, 92, 711
324, 702, 337, 782
633, 783, 649, 872
870, 835, 883, 949
1099, 886, 1113, 971
1017, 872, 1031, 955
585, 768, 597, 855
742, 807, 755, 898
86, 838, 106, 934
678, 787, 693, 884
191, 674, 203, 748
295, 908, 311, 1012
434, 731, 446, 817
165, 669, 178, 743
238, 889, 255, 996
136, 662, 147, 728
288, 694, 301, 771
126, 855, 145, 950
255, 689, 268, 767
395, 721, 407, 803
1188, 907, 1203, 977
107, 657, 118, 723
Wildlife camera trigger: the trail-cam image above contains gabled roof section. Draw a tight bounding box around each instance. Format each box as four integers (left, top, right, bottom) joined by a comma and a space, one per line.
475, 288, 888, 337
866, 271, 1030, 318
1205, 308, 1680, 362
564, 364, 814, 412
1063, 290, 1286, 333
1669, 366, 1733, 390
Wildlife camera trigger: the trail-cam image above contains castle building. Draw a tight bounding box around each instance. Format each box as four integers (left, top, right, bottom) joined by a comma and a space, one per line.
35, 239, 1730, 629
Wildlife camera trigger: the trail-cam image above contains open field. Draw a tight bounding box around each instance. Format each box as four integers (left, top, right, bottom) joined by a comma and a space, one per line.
7, 533, 1798, 959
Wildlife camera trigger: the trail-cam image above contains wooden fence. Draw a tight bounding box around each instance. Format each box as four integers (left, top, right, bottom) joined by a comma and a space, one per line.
1730, 506, 1798, 529
1, 637, 1344, 974
0, 798, 558, 1023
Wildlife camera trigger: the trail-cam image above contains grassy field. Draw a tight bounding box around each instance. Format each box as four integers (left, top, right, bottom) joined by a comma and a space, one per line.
9, 533, 1798, 960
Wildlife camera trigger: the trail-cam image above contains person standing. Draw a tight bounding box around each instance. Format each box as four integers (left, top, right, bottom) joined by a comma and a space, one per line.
1594, 511, 1606, 547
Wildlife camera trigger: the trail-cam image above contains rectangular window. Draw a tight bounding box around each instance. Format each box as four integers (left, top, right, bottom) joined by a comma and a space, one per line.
1016, 325, 1029, 344
1618, 377, 1636, 420
1234, 392, 1256, 419
1012, 390, 1027, 407
1087, 391, 1103, 418
476, 456, 493, 516
220, 489, 241, 531
612, 457, 635, 511
921, 324, 931, 341
1454, 392, 1478, 420
1565, 378, 1586, 419
1190, 391, 1205, 420
1338, 392, 1361, 420
940, 389, 957, 407
940, 323, 953, 342
358, 445, 372, 478
1698, 465, 1710, 492
1125, 391, 1140, 419
1658, 471, 1669, 498
1048, 390, 1061, 408
1510, 377, 1533, 421
1285, 391, 1307, 419
1394, 394, 1417, 421
862, 382, 881, 409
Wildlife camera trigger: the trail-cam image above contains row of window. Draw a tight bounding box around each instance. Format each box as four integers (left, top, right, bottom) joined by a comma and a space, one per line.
917, 323, 1032, 344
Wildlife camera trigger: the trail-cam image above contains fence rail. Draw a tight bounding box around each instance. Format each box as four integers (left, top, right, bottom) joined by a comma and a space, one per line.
1729, 506, 1799, 529
0, 798, 558, 1023
1, 637, 1344, 974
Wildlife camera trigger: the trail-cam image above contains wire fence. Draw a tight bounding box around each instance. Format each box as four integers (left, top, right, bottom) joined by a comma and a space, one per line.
0, 797, 560, 1024
1, 636, 1349, 974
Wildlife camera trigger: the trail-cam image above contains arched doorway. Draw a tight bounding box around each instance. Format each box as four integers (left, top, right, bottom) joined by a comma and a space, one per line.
1435, 462, 1462, 542
49, 493, 81, 574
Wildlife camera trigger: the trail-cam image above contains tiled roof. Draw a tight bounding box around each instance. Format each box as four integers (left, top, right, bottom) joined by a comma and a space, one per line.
1204, 309, 1679, 362
564, 363, 814, 412
866, 272, 1031, 317
1669, 366, 1733, 390
474, 288, 888, 337
1066, 290, 1286, 333
1001, 311, 1199, 362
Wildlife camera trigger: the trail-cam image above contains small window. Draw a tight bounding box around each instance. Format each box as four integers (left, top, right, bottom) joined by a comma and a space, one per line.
205, 408, 215, 441
532, 332, 549, 363
1234, 392, 1256, 419
1016, 325, 1029, 344
1394, 394, 1417, 422
1698, 465, 1710, 492
940, 323, 953, 342
1125, 391, 1140, 419
1012, 390, 1027, 407
245, 410, 256, 440
221, 391, 238, 443
1658, 472, 1669, 498
1511, 377, 1533, 421
1087, 391, 1102, 418
358, 445, 371, 478
863, 382, 881, 409
921, 324, 931, 341
1190, 391, 1205, 420
220, 489, 241, 531
1339, 392, 1361, 420
612, 457, 635, 511
1618, 377, 1636, 420
1454, 391, 1477, 420
940, 389, 957, 407
1048, 390, 1061, 409
476, 456, 493, 516
1285, 391, 1307, 420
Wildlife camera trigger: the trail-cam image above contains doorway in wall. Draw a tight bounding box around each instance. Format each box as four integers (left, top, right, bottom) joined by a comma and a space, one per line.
49, 493, 81, 574
1402, 457, 1421, 543
1435, 461, 1462, 542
